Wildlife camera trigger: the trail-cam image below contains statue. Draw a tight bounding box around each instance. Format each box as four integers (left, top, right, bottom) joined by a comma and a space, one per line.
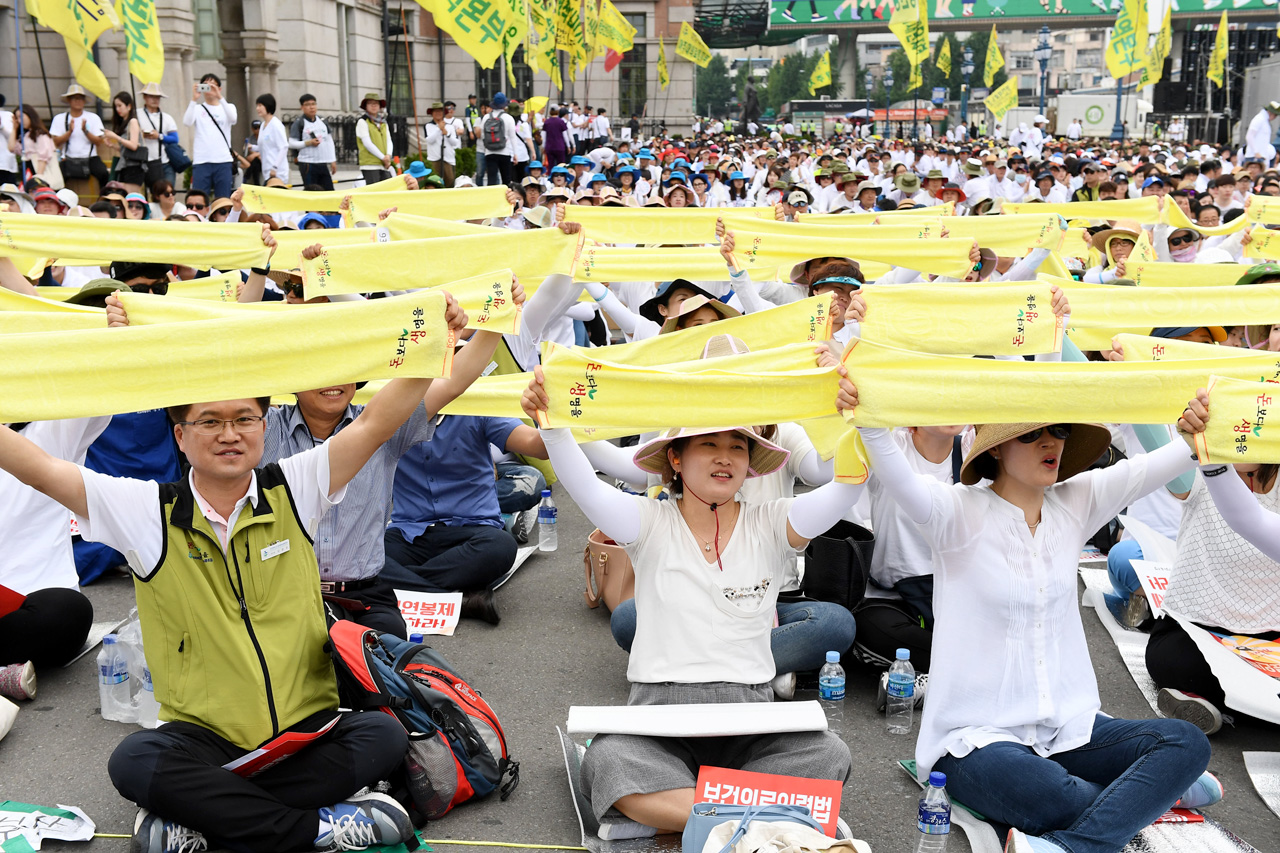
741, 80, 760, 130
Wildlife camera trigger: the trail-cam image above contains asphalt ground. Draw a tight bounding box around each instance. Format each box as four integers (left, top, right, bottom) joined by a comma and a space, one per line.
5, 492, 1280, 852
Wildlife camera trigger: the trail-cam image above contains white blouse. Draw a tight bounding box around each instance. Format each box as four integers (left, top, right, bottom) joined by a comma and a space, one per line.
859, 428, 1195, 778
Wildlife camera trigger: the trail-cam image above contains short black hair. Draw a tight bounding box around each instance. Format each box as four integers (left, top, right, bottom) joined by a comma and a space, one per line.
199, 72, 221, 86
444, 100, 456, 108
167, 397, 272, 424
185, 188, 209, 204
299, 93, 316, 105
89, 200, 118, 218
256, 94, 276, 114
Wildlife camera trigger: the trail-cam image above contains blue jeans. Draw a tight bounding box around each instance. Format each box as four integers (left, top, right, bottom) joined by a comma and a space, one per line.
474, 149, 487, 184
934, 715, 1209, 853
495, 462, 545, 514
610, 599, 856, 675
191, 161, 233, 200
1103, 539, 1143, 621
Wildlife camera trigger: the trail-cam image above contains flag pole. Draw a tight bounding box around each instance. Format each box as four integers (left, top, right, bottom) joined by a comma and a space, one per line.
14, 11, 25, 181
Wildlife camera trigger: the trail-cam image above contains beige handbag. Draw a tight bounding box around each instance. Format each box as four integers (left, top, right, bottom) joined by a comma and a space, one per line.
582, 528, 635, 612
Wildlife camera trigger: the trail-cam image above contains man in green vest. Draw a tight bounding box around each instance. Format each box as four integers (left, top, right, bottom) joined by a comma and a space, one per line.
0, 296, 467, 853
356, 92, 394, 186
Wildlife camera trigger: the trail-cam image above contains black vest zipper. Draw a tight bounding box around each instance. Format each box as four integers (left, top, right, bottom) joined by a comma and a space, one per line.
226, 539, 280, 738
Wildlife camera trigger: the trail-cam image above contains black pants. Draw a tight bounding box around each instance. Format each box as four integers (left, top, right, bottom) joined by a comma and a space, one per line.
108, 710, 407, 853
361, 167, 391, 186
853, 599, 933, 671
1145, 616, 1280, 709
484, 154, 512, 188
380, 525, 516, 593
298, 162, 334, 191
323, 574, 407, 639
87, 156, 111, 188
0, 587, 93, 667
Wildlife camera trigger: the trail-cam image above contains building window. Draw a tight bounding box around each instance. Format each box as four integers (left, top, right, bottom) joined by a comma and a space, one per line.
618, 45, 647, 122
192, 0, 221, 60
387, 20, 414, 115
1051, 50, 1065, 69
1090, 31, 1103, 43
1012, 53, 1033, 70
1077, 49, 1101, 68
624, 12, 646, 38
476, 62, 502, 105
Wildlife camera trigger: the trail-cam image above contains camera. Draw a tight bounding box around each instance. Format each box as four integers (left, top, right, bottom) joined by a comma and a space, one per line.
197, 83, 211, 93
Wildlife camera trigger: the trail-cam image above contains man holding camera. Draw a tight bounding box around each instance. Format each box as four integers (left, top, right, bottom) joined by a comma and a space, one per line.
290, 94, 337, 191
183, 73, 238, 200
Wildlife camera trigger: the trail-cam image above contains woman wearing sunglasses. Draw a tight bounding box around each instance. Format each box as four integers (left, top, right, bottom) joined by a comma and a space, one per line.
860, 410, 1221, 853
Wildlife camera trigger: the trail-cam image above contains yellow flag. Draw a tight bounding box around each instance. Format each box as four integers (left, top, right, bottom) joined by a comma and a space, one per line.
890, 0, 921, 24
413, 0, 506, 67
27, 0, 118, 101
1195, 376, 1280, 464
502, 0, 528, 88
658, 36, 670, 89
1207, 11, 1229, 88
584, 0, 601, 61
936, 39, 952, 77
1140, 5, 1172, 88
597, 0, 636, 53
984, 77, 1019, 122
1105, 0, 1148, 80
808, 51, 831, 96
890, 5, 930, 89
553, 0, 587, 66
114, 0, 164, 84
983, 24, 1003, 88
676, 21, 712, 68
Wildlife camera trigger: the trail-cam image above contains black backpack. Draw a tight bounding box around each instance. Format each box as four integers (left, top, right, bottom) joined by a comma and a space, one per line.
482, 114, 508, 152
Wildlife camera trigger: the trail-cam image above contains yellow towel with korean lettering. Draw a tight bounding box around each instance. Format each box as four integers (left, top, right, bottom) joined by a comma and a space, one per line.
299, 229, 583, 296
747, 213, 1065, 255
858, 283, 1064, 355
1194, 375, 1280, 463
730, 230, 975, 279
1247, 195, 1280, 226
837, 335, 1278, 428
1116, 333, 1279, 367
1124, 261, 1250, 287
376, 213, 495, 242
0, 213, 270, 269
120, 270, 522, 334
796, 204, 953, 225
559, 206, 773, 245
1002, 196, 1161, 222
344, 188, 513, 224
0, 291, 456, 422
1163, 199, 1249, 238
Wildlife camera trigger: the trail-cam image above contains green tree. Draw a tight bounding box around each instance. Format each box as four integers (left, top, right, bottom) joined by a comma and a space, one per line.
697, 54, 735, 119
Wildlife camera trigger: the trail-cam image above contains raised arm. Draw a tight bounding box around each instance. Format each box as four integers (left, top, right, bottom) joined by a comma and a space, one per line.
858, 427, 935, 524
422, 275, 525, 415
0, 257, 38, 297
1202, 465, 1280, 561
0, 425, 88, 517
237, 220, 277, 302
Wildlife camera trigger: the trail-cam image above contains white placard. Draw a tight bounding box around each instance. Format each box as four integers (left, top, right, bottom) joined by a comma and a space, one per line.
1131, 559, 1171, 618
567, 701, 828, 738
393, 590, 463, 636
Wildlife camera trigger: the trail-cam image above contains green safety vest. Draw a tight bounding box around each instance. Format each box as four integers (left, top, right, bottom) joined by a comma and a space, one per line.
358, 117, 392, 167
136, 466, 338, 749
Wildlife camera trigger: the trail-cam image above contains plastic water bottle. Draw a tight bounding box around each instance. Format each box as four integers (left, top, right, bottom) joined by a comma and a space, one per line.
537, 489, 558, 552
97, 635, 133, 723
887, 648, 915, 735
135, 662, 161, 729
409, 633, 425, 644
817, 650, 846, 737
915, 772, 951, 852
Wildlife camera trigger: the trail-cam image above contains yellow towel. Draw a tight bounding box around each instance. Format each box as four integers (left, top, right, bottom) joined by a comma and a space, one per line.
345, 188, 513, 224
1002, 196, 1161, 222
299, 229, 584, 296
796, 204, 954, 224
730, 230, 975, 279
1195, 375, 1279, 463
376, 212, 495, 242
0, 288, 101, 314
1125, 261, 1249, 287
1246, 195, 1280, 225
165, 273, 245, 302
33, 286, 78, 302
0, 311, 103, 333
0, 291, 456, 421
1116, 333, 1278, 366
558, 206, 772, 245
237, 179, 504, 216
859, 283, 1064, 356
1163, 199, 1249, 238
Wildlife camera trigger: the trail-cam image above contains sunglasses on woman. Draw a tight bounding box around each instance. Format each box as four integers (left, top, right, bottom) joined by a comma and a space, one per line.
1017, 424, 1072, 443
281, 280, 305, 298
1168, 232, 1201, 248
130, 280, 169, 296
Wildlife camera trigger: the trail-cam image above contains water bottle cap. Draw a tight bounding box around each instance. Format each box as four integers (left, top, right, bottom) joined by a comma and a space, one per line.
825, 650, 840, 663
896, 648, 910, 660
541, 489, 552, 497
409, 633, 424, 644
103, 634, 118, 644
929, 771, 947, 787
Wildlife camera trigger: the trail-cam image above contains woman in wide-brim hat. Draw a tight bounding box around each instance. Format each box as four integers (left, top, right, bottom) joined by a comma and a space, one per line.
859, 407, 1220, 853
519, 357, 862, 838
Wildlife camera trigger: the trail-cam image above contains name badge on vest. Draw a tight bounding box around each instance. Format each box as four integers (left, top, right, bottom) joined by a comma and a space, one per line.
261, 539, 291, 561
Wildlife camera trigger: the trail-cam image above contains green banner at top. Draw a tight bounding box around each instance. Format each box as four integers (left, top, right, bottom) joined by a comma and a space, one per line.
769, 0, 1267, 27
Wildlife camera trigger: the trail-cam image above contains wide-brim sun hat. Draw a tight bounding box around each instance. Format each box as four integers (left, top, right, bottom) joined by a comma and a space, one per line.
1150, 325, 1228, 343
67, 277, 130, 306
639, 278, 717, 323
936, 182, 967, 202
789, 255, 857, 286
1090, 219, 1144, 252
633, 426, 791, 478
959, 422, 1113, 486
658, 293, 741, 334
522, 206, 553, 228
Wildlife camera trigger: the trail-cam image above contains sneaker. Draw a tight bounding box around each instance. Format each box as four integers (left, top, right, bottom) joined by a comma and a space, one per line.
781, 8, 796, 19
132, 809, 208, 853
1158, 688, 1223, 735
316, 791, 414, 851
0, 696, 16, 743
513, 508, 538, 545
0, 661, 35, 700
1005, 828, 1058, 852
597, 816, 656, 841
1176, 771, 1224, 809
877, 672, 928, 712
771, 671, 797, 701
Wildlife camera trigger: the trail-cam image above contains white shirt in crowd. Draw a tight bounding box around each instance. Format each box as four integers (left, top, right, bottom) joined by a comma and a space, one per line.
1, 417, 110, 595
290, 115, 337, 164
0, 110, 16, 173
424, 120, 460, 162
868, 429, 956, 589
356, 116, 393, 162
257, 115, 290, 183
140, 108, 178, 165
51, 111, 106, 159
182, 99, 238, 164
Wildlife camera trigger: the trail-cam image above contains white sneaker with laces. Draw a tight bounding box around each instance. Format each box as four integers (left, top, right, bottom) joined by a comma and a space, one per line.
316, 791, 414, 852
132, 808, 208, 853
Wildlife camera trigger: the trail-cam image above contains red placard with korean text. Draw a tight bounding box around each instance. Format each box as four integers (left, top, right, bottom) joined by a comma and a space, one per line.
694, 766, 842, 837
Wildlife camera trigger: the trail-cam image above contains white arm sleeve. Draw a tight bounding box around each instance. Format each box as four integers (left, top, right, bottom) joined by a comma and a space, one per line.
729, 268, 773, 315
580, 440, 648, 489
543, 428, 641, 543
796, 448, 834, 486
997, 248, 1051, 283
1202, 466, 1280, 561
520, 273, 580, 341
788, 482, 866, 540
585, 282, 644, 336
858, 426, 935, 524
565, 302, 597, 322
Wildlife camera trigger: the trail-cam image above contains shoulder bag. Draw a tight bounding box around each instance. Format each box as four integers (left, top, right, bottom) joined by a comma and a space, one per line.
200, 103, 240, 179
582, 528, 634, 612
57, 114, 92, 180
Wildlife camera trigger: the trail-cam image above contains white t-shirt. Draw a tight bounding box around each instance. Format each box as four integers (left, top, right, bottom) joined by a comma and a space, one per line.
1, 417, 111, 594
75, 443, 343, 577
182, 99, 238, 164
140, 109, 178, 164
1115, 424, 1182, 540
593, 115, 611, 139
0, 110, 17, 173
868, 429, 955, 588
257, 116, 290, 183
624, 496, 798, 685
50, 111, 105, 159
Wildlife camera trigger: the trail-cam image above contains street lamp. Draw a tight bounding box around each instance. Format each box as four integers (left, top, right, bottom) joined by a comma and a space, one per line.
960, 46, 975, 127
864, 69, 873, 137
1034, 25, 1052, 118
884, 66, 894, 139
